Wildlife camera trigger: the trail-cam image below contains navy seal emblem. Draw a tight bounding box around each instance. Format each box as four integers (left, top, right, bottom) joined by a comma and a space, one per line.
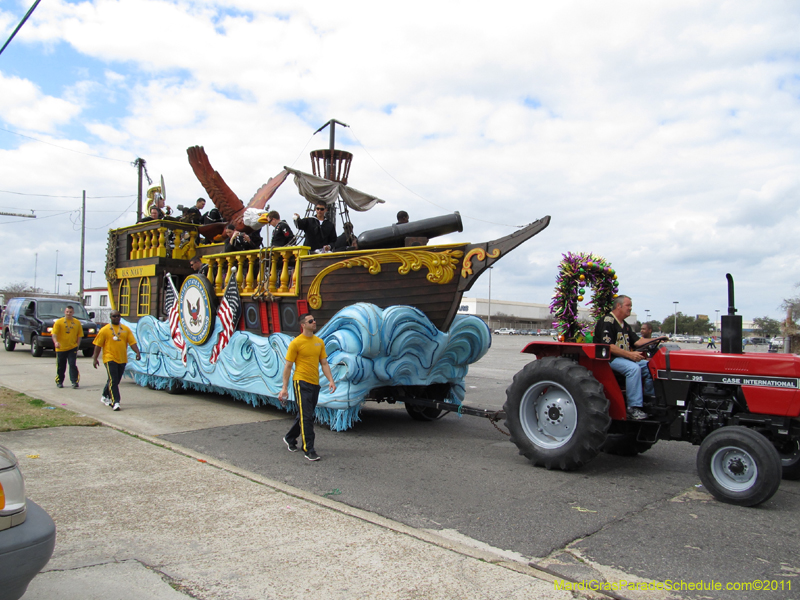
179, 274, 216, 345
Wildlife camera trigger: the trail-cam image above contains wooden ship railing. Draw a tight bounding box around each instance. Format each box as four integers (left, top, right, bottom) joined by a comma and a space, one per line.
121, 220, 203, 261
202, 246, 309, 298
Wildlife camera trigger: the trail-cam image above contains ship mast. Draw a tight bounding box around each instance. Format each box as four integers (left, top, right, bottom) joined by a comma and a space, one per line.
307, 119, 353, 230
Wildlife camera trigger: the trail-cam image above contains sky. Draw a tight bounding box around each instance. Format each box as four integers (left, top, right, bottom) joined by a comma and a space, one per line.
1, 0, 799, 325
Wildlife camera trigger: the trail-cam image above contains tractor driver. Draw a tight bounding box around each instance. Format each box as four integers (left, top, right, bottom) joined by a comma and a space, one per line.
594, 295, 666, 420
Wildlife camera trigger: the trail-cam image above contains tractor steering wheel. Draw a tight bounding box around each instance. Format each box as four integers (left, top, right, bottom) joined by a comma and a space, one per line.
637, 337, 667, 356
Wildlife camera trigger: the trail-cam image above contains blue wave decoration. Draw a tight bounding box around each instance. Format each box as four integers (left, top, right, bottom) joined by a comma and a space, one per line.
123, 302, 491, 431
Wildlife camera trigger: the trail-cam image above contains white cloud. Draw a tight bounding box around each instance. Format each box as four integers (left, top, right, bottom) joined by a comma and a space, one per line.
0, 73, 82, 132
1, 0, 799, 322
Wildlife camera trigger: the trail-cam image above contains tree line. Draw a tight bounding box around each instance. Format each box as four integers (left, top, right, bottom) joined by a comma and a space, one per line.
641, 313, 782, 338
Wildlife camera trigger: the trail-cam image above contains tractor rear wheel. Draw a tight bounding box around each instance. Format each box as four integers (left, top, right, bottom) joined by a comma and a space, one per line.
697, 426, 781, 507
504, 356, 610, 470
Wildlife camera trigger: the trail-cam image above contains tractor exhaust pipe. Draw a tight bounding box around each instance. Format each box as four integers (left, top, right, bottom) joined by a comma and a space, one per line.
721, 273, 743, 354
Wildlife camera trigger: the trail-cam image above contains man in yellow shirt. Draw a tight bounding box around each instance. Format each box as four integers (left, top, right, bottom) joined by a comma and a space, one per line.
92, 311, 141, 411
53, 305, 84, 389
278, 314, 336, 461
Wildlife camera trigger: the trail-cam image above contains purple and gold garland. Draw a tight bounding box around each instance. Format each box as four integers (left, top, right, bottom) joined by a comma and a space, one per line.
550, 252, 618, 341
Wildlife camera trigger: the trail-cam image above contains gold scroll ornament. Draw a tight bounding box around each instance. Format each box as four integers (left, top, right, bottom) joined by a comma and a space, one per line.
307, 249, 464, 310
460, 248, 501, 278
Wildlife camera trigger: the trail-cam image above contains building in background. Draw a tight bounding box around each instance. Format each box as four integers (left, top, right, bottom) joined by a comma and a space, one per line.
459, 297, 614, 332
82, 287, 112, 324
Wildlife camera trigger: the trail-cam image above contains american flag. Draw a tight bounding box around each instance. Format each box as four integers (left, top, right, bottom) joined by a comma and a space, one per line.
210, 267, 241, 364
164, 274, 187, 364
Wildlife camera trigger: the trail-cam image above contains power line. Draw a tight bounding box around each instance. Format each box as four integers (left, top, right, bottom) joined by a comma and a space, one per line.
0, 189, 135, 199
347, 127, 521, 228
0, 127, 132, 163
0, 0, 42, 57
89, 198, 138, 230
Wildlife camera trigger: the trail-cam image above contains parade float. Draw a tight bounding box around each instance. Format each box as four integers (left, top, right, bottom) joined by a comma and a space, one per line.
105, 121, 551, 429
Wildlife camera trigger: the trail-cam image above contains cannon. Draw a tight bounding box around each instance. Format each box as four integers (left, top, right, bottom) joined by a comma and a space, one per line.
356, 212, 463, 250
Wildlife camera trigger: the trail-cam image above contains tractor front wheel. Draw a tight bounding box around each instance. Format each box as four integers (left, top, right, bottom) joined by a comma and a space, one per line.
697, 426, 782, 507
504, 356, 610, 471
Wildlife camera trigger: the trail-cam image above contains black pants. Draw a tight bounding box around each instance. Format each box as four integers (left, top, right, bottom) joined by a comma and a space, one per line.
56, 348, 79, 385
102, 361, 127, 405
285, 380, 320, 454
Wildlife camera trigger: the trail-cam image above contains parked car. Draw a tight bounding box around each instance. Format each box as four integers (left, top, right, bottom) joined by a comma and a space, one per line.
494, 328, 513, 335
0, 443, 56, 600
747, 337, 769, 346
2, 297, 99, 357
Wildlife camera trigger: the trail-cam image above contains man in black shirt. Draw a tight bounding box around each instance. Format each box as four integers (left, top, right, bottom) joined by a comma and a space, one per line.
138, 206, 161, 223
189, 256, 209, 278
182, 198, 207, 224
594, 295, 663, 420
294, 202, 337, 253
266, 211, 295, 247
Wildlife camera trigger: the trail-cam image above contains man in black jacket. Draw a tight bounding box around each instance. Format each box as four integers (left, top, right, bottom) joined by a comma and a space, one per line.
294, 202, 337, 253
266, 211, 295, 247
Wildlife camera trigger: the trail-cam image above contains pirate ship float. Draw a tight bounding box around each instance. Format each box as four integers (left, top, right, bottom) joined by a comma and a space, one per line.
106, 121, 551, 428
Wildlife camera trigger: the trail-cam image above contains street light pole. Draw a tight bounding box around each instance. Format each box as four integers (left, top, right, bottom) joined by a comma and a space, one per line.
67, 283, 72, 295
673, 301, 679, 337
57, 274, 63, 295
87, 270, 96, 289
715, 309, 720, 336
645, 309, 650, 325
487, 267, 493, 331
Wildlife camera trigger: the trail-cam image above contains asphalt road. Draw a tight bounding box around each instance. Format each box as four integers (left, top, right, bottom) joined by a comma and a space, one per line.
3, 335, 797, 599
159, 335, 800, 600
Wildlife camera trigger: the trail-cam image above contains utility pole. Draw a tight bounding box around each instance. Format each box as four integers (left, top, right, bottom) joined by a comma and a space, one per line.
487, 266, 493, 331
134, 158, 146, 221
79, 190, 86, 297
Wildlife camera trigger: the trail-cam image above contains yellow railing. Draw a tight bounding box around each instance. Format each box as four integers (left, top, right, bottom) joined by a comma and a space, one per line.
204, 246, 309, 297
126, 221, 202, 260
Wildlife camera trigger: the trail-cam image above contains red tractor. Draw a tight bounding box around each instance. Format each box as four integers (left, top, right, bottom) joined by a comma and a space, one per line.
503, 275, 799, 507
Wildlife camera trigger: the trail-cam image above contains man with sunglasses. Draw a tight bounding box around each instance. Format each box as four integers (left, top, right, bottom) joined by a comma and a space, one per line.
278, 313, 336, 461
92, 311, 141, 411
293, 201, 337, 253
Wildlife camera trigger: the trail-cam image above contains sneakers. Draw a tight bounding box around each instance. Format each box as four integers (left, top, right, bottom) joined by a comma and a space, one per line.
626, 407, 648, 421
283, 436, 298, 452
56, 382, 64, 388
101, 396, 111, 406
112, 403, 120, 411
304, 451, 320, 462
72, 382, 79, 389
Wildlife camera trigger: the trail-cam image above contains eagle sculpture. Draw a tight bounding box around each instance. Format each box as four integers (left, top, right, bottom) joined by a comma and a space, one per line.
186, 145, 288, 235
